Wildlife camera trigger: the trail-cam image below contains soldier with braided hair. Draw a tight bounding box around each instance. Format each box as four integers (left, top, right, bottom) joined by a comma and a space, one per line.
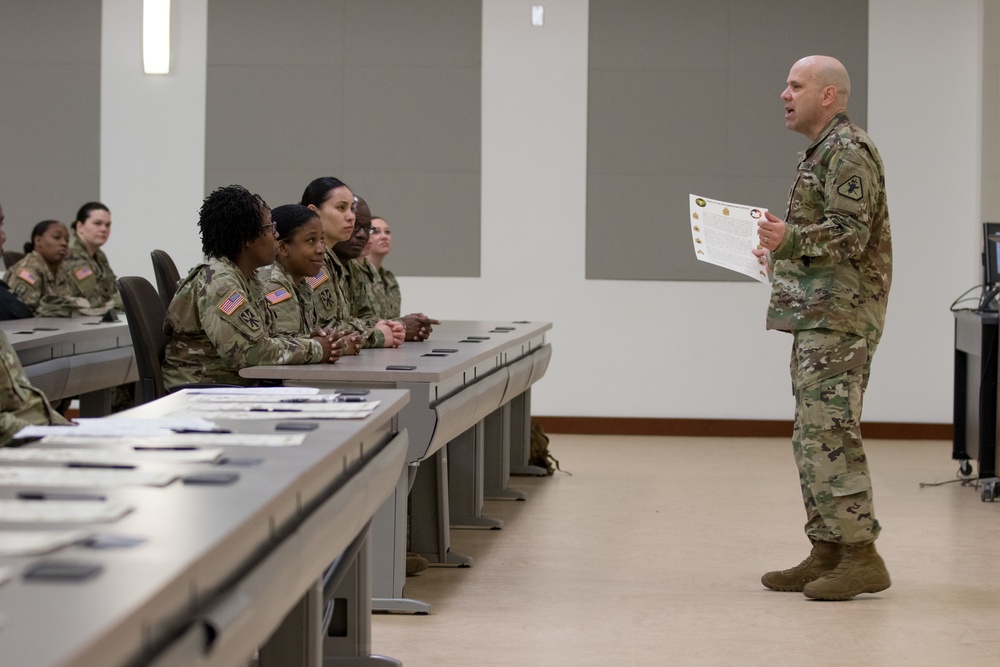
162, 185, 339, 390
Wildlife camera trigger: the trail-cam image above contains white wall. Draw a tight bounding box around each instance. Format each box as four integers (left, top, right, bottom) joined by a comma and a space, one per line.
100, 0, 208, 286
101, 0, 983, 424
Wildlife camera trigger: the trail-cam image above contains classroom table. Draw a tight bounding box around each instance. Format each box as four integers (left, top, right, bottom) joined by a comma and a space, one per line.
241, 320, 552, 613
0, 387, 409, 667
0, 315, 138, 416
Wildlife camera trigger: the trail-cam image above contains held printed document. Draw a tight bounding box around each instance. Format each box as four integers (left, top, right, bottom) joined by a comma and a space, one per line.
689, 194, 771, 283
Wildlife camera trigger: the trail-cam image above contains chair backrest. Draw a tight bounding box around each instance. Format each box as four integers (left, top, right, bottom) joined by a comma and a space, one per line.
116, 276, 168, 405
3, 250, 24, 269
150, 249, 181, 312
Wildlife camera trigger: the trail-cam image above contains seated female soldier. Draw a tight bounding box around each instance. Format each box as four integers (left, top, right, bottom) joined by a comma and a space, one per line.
161, 185, 338, 390
5, 220, 111, 317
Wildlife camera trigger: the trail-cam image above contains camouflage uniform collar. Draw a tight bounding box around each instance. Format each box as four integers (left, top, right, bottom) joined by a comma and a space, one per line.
800, 112, 851, 161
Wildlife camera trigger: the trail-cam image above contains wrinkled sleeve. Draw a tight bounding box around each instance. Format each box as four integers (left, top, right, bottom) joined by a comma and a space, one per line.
774, 148, 877, 264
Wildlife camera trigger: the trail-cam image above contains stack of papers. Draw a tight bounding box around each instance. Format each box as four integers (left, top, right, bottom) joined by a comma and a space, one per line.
0, 468, 175, 488
0, 500, 133, 523
0, 448, 224, 465
0, 530, 91, 557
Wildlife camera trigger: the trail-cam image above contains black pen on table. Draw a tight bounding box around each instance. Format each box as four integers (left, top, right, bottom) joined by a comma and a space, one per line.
17, 491, 107, 501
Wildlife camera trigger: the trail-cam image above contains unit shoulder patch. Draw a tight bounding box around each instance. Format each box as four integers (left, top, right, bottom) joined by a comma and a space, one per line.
837, 175, 864, 201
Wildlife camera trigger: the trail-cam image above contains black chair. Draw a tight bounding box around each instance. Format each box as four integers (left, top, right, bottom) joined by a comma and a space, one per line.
117, 275, 242, 405
3, 250, 24, 269
116, 276, 171, 404
151, 249, 181, 312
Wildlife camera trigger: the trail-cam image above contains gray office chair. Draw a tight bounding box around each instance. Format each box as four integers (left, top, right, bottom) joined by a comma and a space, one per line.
150, 249, 181, 312
2, 250, 24, 269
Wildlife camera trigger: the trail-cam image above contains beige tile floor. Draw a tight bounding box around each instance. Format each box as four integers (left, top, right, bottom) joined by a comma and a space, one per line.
372, 434, 1000, 666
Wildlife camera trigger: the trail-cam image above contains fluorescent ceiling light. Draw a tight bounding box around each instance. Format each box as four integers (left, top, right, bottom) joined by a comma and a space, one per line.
143, 0, 170, 74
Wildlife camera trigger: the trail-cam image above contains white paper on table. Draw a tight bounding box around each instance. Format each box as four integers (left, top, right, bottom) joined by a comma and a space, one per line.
179, 387, 320, 395
0, 529, 91, 557
0, 468, 175, 488
15, 417, 225, 440
193, 394, 342, 404
194, 410, 375, 421
0, 448, 224, 465
185, 400, 380, 414
689, 194, 771, 283
38, 434, 307, 448
0, 500, 133, 523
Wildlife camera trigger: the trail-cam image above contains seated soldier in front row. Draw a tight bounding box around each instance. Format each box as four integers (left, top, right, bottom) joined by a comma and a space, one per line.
161, 185, 340, 391
0, 330, 72, 446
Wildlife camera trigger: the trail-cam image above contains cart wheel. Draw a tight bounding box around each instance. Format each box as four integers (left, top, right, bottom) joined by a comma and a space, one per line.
959, 460, 973, 476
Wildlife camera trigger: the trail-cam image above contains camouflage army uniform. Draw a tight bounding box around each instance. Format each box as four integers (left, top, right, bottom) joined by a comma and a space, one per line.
0, 330, 72, 446
767, 112, 892, 546
4, 251, 110, 317
65, 233, 122, 309
162, 257, 323, 390
378, 265, 401, 319
260, 261, 317, 337
353, 258, 392, 320
309, 248, 385, 348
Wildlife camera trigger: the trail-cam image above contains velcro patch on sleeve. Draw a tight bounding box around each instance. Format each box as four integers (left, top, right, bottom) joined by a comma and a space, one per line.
305, 270, 329, 289
836, 175, 864, 201
17, 269, 37, 285
218, 290, 247, 316
265, 287, 291, 304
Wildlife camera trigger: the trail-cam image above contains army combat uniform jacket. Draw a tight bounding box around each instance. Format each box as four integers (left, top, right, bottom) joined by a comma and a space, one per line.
309, 249, 386, 348
0, 330, 71, 446
379, 265, 401, 320
767, 112, 892, 343
260, 261, 318, 338
5, 251, 110, 317
353, 258, 391, 320
162, 257, 323, 390
66, 234, 122, 310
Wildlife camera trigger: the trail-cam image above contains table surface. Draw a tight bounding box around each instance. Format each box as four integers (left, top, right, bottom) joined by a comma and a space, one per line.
0, 388, 409, 667
241, 320, 551, 385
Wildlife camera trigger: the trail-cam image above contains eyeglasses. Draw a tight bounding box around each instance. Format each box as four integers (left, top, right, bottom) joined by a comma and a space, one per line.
353, 224, 375, 235
261, 222, 276, 234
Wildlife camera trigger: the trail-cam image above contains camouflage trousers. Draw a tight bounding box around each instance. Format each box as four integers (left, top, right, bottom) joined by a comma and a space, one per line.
790, 328, 880, 545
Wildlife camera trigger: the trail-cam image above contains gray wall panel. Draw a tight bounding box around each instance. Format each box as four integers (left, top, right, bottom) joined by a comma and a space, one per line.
587, 0, 868, 281
0, 1, 100, 247
206, 0, 481, 277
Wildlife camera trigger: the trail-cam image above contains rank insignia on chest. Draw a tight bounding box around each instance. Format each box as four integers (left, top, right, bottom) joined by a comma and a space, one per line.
218, 290, 247, 315
306, 270, 329, 289
74, 266, 94, 281
17, 269, 37, 285
837, 175, 864, 201
265, 288, 291, 304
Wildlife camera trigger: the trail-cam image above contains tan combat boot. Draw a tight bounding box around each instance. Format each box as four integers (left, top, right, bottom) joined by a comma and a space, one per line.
802, 542, 890, 600
761, 541, 844, 592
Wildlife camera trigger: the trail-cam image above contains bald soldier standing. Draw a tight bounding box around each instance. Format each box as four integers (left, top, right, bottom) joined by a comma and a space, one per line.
752, 56, 892, 601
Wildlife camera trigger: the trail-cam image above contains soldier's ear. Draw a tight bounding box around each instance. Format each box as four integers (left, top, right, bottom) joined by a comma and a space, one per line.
277, 240, 289, 257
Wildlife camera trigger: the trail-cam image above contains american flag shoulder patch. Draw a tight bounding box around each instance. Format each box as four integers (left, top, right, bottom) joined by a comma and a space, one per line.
17, 269, 37, 285
74, 266, 94, 281
305, 270, 329, 289
218, 290, 247, 316
265, 288, 291, 304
